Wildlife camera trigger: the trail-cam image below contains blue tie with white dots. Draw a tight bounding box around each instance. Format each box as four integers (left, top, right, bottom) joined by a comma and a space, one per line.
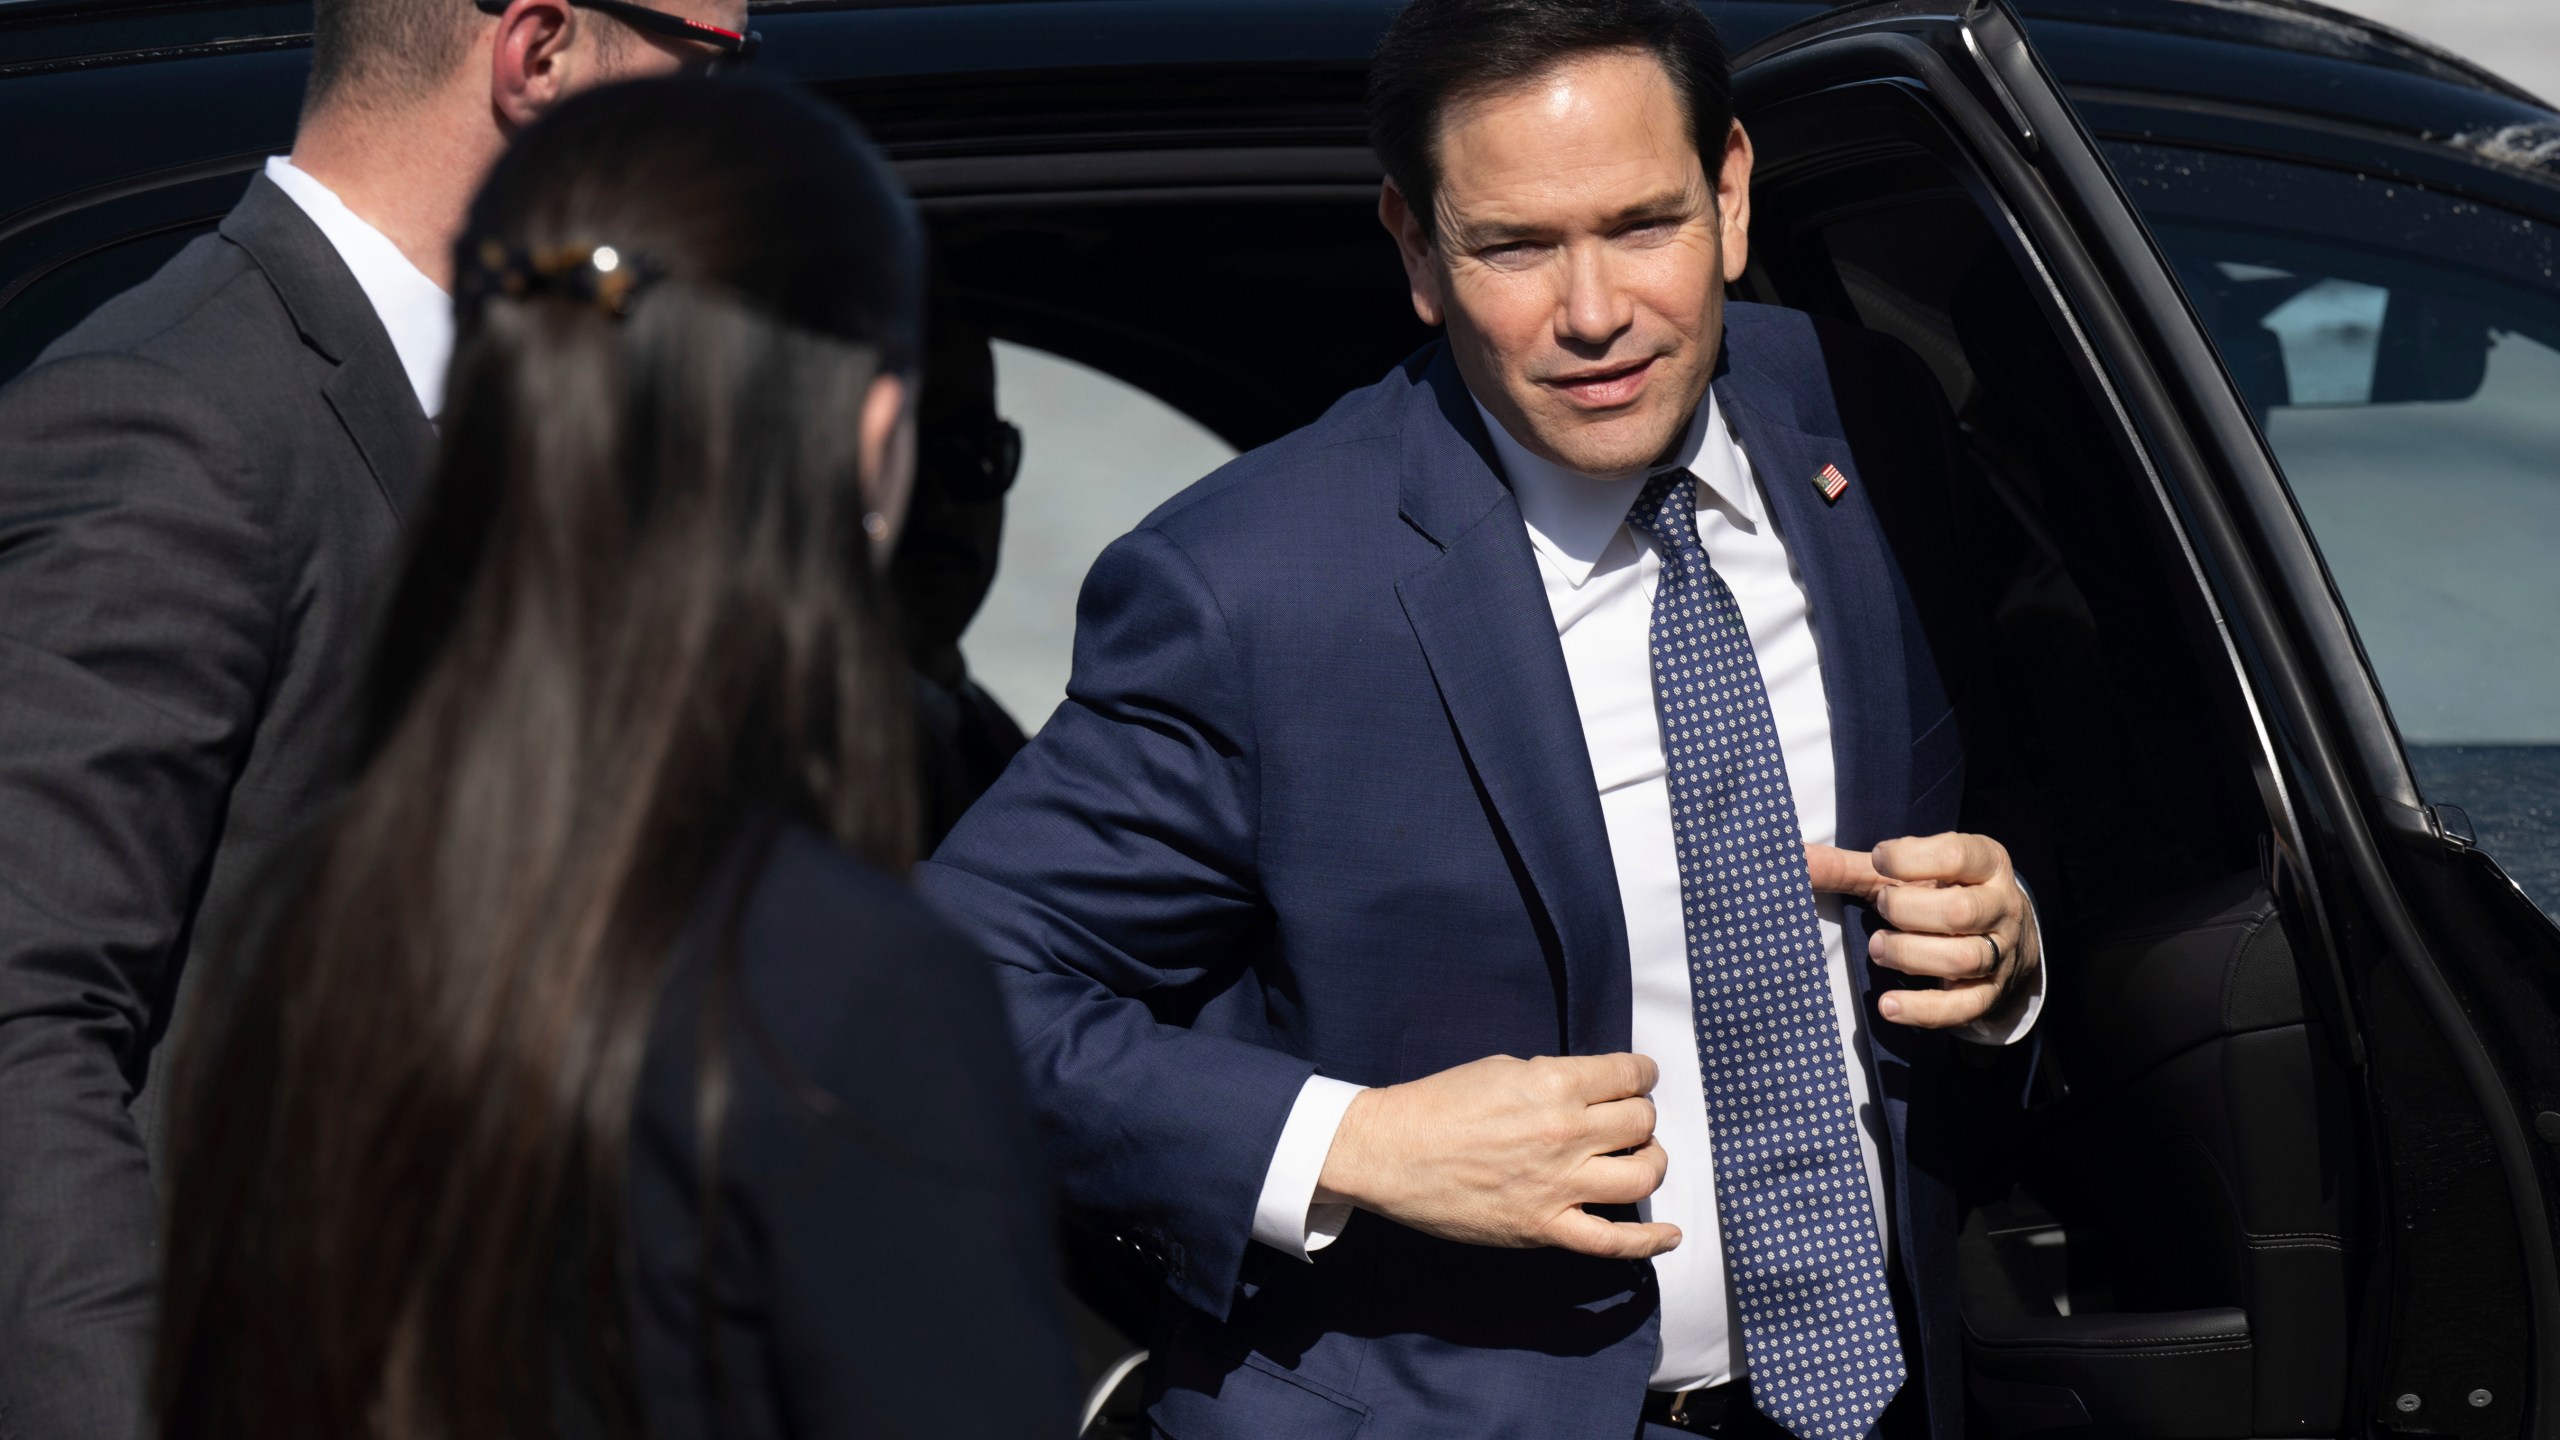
1625, 468, 1905, 1440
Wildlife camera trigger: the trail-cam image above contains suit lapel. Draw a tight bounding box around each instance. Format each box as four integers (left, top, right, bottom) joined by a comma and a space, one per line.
323, 357, 434, 521
1711, 366, 1909, 856
1393, 349, 1632, 1057
221, 174, 435, 520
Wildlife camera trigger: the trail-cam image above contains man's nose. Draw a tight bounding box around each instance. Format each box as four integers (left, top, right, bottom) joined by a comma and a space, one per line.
1557, 242, 1633, 349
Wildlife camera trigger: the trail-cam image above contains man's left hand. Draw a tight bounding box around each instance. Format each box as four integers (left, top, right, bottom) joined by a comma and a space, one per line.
1804, 833, 2039, 1030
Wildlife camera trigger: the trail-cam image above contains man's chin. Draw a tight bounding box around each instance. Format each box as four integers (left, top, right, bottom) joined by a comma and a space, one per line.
1530, 411, 1692, 481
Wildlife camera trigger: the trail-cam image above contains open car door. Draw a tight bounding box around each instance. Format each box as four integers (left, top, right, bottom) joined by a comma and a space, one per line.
1727, 3, 2560, 1436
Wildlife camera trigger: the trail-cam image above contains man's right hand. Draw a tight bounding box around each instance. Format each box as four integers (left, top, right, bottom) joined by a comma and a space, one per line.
1311, 1053, 1681, 1259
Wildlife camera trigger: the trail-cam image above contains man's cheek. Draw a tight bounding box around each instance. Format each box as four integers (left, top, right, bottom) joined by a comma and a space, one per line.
1474, 299, 1546, 368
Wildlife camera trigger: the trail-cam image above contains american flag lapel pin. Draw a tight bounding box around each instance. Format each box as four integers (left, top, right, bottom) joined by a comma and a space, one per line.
1814, 461, 1850, 505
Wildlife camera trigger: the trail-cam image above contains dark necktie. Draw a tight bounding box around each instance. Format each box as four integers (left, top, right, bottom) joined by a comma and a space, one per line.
1625, 468, 1904, 1440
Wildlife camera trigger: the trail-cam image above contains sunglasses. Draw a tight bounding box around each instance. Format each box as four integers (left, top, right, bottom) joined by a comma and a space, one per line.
473, 0, 760, 73
923, 417, 1024, 504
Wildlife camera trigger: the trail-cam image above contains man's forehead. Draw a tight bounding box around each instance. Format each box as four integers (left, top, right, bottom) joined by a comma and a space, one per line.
1434, 50, 1701, 205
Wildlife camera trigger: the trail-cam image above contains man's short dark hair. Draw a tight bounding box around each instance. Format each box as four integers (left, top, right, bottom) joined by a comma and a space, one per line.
1367, 0, 1733, 241
306, 0, 481, 114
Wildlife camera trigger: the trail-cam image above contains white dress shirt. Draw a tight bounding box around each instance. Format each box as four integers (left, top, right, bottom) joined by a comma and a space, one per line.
262, 155, 452, 419
1251, 386, 2043, 1393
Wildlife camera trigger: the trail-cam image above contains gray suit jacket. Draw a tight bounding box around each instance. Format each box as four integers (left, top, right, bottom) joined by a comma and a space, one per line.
0, 174, 432, 1440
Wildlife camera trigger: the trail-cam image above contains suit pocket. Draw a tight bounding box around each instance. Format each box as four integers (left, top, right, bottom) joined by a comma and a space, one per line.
1152, 1330, 1370, 1440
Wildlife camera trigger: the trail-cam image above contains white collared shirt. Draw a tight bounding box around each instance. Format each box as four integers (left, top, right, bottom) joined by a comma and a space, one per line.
262, 155, 452, 419
1251, 385, 2043, 1393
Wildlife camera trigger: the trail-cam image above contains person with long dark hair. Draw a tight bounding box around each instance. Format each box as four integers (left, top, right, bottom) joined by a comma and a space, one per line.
0, 0, 747, 1429
153, 77, 1080, 1440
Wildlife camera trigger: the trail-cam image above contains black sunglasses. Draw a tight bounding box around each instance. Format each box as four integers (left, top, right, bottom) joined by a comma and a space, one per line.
923, 417, 1024, 504
474, 0, 760, 72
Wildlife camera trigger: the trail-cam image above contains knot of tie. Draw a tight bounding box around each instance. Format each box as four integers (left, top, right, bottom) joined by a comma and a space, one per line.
1625, 467, 1704, 570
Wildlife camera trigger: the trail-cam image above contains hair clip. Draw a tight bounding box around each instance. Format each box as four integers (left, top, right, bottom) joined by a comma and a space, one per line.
459, 238, 667, 320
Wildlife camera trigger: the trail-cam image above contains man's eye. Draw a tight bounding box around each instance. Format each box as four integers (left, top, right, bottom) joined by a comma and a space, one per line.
1479, 241, 1543, 264
1619, 219, 1679, 242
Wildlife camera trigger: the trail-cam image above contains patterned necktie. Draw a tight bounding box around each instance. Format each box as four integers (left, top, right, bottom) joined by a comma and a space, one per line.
1625, 468, 1905, 1440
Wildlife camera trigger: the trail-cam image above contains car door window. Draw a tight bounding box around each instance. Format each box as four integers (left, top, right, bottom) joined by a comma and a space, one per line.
2113, 141, 2560, 921
963, 341, 1238, 730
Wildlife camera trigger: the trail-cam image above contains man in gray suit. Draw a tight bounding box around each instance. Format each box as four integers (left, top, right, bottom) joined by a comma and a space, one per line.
0, 0, 747, 1430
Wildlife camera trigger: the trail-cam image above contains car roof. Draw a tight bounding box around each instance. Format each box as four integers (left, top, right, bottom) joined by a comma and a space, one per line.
3, 0, 2555, 219
2, 0, 2547, 115
0, 0, 2535, 103
2011, 0, 2560, 159
2016, 0, 2547, 110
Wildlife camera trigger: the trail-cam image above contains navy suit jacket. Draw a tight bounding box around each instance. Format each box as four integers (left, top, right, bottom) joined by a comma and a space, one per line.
919, 303, 1997, 1440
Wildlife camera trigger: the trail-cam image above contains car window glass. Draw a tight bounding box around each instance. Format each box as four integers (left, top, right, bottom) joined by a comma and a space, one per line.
1743, 123, 2268, 929
963, 341, 1239, 730
2111, 140, 2560, 921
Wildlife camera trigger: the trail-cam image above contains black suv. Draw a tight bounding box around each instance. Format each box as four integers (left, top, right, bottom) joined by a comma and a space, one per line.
5, 0, 2559, 1435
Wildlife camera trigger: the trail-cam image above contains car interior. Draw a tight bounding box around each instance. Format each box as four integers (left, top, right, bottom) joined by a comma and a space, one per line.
1736, 84, 2355, 1439
0, 56, 2378, 1440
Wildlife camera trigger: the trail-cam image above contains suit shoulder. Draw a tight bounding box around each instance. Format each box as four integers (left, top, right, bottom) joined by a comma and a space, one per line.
28, 231, 286, 381
1725, 301, 1941, 434
1120, 355, 1417, 553
0, 237, 316, 524
1725, 300, 1903, 362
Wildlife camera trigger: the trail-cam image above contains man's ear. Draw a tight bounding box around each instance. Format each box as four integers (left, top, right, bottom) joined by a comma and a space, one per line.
1715, 120, 1755, 285
1377, 180, 1446, 329
490, 0, 581, 129
858, 371, 917, 563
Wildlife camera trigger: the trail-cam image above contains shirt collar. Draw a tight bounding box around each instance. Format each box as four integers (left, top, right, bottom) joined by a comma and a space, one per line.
262, 155, 452, 419
1472, 386, 1761, 588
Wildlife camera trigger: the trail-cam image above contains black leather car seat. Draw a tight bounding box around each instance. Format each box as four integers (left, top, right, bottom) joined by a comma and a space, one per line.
1965, 871, 2353, 1439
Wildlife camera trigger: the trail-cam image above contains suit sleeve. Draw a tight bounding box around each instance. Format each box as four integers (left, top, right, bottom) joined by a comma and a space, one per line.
914, 524, 1313, 1321
0, 353, 280, 1439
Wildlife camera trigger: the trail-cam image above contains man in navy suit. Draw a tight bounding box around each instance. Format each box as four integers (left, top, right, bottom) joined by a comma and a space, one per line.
919, 1, 2045, 1435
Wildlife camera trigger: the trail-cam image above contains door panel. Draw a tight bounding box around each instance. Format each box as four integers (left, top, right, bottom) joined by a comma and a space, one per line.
1736, 100, 2345, 1438
2020, 874, 2353, 1438
1734, 3, 2558, 1434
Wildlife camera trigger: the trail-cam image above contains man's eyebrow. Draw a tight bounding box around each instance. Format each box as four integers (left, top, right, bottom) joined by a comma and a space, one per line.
1603, 187, 1705, 225
1447, 216, 1549, 248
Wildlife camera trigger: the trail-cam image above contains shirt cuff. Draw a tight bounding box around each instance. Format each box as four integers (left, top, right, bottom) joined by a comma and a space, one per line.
1956, 901, 2048, 1047
1250, 1075, 1365, 1261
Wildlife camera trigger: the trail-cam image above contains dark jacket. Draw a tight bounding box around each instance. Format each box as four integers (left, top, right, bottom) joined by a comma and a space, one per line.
0, 174, 431, 1439
622, 820, 1080, 1439
915, 671, 1029, 851
917, 306, 2000, 1440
